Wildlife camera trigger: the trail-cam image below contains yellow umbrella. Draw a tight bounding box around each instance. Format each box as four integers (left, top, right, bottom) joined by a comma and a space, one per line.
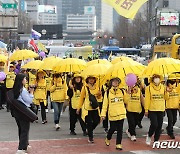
0, 54, 8, 63
87, 59, 112, 66
10, 50, 38, 61
53, 58, 87, 73
142, 58, 180, 77
41, 57, 62, 70
22, 60, 44, 70
111, 56, 133, 64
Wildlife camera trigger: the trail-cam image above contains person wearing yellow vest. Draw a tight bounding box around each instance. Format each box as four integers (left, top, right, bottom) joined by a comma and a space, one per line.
6, 64, 16, 112
50, 73, 68, 130
125, 84, 144, 141
145, 74, 166, 145
165, 74, 180, 139
101, 77, 128, 150
28, 69, 37, 87
33, 70, 47, 124
67, 74, 87, 136
77, 76, 101, 143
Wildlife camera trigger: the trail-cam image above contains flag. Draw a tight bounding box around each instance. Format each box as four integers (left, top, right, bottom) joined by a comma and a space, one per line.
29, 39, 38, 52
38, 41, 48, 53
103, 0, 148, 19
31, 29, 41, 40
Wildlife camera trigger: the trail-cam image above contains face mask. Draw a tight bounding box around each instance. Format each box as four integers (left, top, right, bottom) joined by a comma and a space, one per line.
153, 78, 160, 85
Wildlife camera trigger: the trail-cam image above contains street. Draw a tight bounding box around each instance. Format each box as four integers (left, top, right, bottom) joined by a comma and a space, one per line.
0, 108, 180, 154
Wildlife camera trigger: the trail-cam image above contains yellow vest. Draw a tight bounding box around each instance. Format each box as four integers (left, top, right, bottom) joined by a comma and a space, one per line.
28, 72, 36, 86
126, 89, 142, 113
34, 79, 47, 100
165, 88, 180, 109
71, 89, 81, 109
6, 72, 16, 88
45, 76, 52, 91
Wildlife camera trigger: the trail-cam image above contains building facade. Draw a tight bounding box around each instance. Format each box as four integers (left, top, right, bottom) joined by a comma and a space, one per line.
39, 12, 57, 25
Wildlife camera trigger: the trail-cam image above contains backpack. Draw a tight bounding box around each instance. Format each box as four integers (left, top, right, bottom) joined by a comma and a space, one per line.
87, 87, 99, 109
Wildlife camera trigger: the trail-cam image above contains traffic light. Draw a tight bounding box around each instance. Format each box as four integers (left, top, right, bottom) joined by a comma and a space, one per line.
121, 36, 126, 39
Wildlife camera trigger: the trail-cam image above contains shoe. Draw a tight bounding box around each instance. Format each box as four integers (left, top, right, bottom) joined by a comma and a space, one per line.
104, 128, 108, 133
137, 123, 143, 129
146, 135, 151, 145
88, 138, 94, 143
42, 120, 47, 124
45, 109, 49, 113
105, 138, 110, 146
131, 135, 136, 141
16, 150, 27, 154
116, 144, 122, 150
83, 131, 88, 136
126, 129, 131, 138
166, 127, 170, 135
70, 131, 77, 135
161, 128, 164, 134
35, 120, 38, 123
26, 145, 32, 153
169, 134, 175, 139
7, 109, 10, 112
55, 124, 60, 130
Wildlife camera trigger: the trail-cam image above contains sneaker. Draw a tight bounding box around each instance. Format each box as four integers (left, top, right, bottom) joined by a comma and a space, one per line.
35, 120, 38, 123
116, 144, 123, 150
169, 134, 175, 139
42, 120, 47, 124
55, 124, 60, 130
26, 145, 32, 153
137, 123, 143, 129
70, 131, 77, 135
146, 135, 151, 145
88, 138, 94, 143
83, 131, 88, 136
45, 109, 49, 113
126, 129, 131, 138
16, 150, 27, 154
105, 138, 110, 146
131, 135, 136, 141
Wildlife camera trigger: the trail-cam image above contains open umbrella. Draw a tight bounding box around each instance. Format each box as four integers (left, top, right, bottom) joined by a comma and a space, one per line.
22, 60, 44, 70
0, 54, 8, 63
41, 57, 62, 70
87, 59, 112, 66
10, 50, 38, 61
111, 56, 133, 64
53, 58, 86, 73
142, 58, 180, 77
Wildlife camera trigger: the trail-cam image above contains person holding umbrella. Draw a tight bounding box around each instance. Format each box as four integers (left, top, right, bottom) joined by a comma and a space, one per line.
145, 74, 166, 145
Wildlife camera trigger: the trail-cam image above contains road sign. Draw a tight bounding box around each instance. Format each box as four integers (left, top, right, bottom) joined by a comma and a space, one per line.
90, 40, 97, 45
2, 3, 17, 9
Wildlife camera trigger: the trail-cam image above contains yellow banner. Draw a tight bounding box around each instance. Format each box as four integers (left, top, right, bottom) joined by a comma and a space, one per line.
38, 41, 48, 53
103, 0, 148, 19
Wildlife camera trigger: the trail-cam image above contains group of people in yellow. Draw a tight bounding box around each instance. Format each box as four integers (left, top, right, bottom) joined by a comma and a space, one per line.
1, 59, 180, 151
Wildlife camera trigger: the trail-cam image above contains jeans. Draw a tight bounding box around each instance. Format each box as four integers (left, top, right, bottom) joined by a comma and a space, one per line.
107, 120, 124, 145
148, 111, 164, 141
52, 102, 63, 124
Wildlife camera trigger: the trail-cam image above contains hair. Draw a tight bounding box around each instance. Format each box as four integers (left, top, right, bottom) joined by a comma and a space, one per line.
167, 80, 176, 86
36, 71, 45, 82
72, 77, 83, 92
108, 78, 121, 90
85, 77, 96, 84
13, 73, 26, 99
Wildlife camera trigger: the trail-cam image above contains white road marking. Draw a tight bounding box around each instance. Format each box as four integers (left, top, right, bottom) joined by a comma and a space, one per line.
130, 150, 159, 154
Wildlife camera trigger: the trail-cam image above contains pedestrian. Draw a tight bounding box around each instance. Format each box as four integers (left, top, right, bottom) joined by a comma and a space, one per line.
145, 74, 166, 145
165, 74, 180, 139
67, 74, 87, 135
28, 69, 37, 87
12, 73, 34, 154
101, 77, 128, 150
5, 64, 16, 112
33, 70, 47, 124
77, 76, 101, 143
125, 84, 144, 141
50, 73, 68, 130
0, 62, 6, 110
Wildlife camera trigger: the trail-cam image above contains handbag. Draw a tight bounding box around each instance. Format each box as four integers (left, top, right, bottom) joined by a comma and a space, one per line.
86, 87, 99, 109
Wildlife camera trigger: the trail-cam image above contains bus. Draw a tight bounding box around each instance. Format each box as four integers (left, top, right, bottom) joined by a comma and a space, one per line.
151, 34, 180, 59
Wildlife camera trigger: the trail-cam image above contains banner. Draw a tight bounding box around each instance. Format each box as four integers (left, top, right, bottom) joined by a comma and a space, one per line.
38, 41, 48, 53
31, 29, 41, 40
103, 0, 148, 19
29, 39, 38, 53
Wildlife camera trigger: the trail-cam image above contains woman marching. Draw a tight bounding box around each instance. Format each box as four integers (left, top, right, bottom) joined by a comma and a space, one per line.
33, 70, 47, 124
101, 77, 128, 150
77, 76, 101, 143
125, 83, 144, 141
67, 74, 87, 135
165, 74, 180, 139
12, 74, 34, 154
145, 74, 166, 145
50, 73, 68, 130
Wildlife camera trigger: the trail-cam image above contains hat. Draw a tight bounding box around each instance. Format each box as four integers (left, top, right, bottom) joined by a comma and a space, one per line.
74, 73, 82, 78
37, 69, 46, 76
168, 74, 176, 80
85, 76, 97, 83
9, 64, 14, 67
110, 77, 121, 83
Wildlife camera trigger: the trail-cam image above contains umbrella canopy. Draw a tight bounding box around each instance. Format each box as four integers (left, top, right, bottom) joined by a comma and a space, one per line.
0, 54, 8, 63
142, 58, 180, 77
10, 50, 38, 61
87, 59, 112, 66
22, 60, 44, 70
41, 57, 62, 70
111, 56, 133, 64
53, 58, 87, 73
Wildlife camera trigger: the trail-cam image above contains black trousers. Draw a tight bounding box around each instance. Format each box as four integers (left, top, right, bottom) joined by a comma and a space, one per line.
99, 102, 108, 129
85, 110, 100, 139
148, 111, 164, 141
107, 119, 124, 145
166, 109, 178, 135
127, 111, 139, 136
6, 88, 12, 110
35, 102, 46, 121
0, 84, 6, 107
69, 105, 86, 132
139, 106, 145, 124
15, 117, 30, 150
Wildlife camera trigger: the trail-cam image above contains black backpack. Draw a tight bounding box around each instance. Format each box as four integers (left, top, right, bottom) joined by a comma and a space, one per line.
87, 87, 99, 109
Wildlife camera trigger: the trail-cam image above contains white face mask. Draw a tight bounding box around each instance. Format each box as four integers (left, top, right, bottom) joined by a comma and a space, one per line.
153, 78, 160, 85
